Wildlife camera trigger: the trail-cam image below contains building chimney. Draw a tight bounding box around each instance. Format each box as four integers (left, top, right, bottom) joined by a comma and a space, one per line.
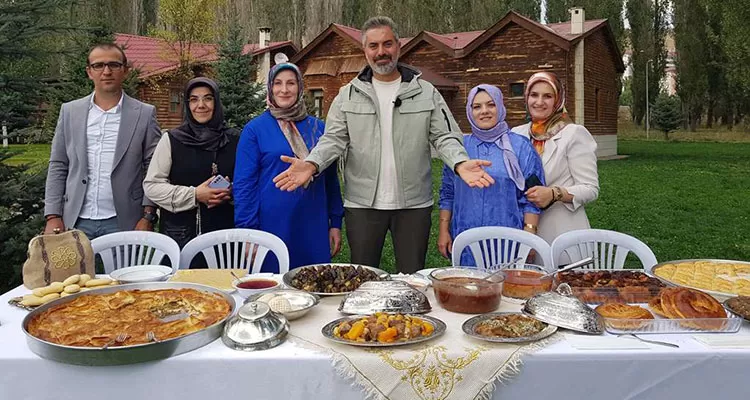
258, 27, 271, 49
257, 27, 272, 85
570, 7, 584, 35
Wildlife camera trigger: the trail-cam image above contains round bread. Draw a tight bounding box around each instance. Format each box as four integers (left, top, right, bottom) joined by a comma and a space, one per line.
659, 287, 726, 330
595, 303, 654, 330
648, 295, 668, 318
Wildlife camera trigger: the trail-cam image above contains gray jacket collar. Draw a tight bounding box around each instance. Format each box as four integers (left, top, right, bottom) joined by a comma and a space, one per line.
351, 63, 424, 101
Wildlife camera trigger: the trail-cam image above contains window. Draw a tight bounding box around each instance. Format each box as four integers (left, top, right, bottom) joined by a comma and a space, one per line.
509, 82, 525, 98
310, 89, 324, 118
169, 90, 181, 114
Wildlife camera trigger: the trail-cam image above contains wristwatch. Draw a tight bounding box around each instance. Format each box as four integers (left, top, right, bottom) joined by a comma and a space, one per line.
142, 211, 159, 224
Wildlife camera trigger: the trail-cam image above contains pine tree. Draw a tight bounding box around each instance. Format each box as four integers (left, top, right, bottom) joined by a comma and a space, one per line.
215, 15, 266, 129
0, 0, 77, 133
651, 94, 682, 138
0, 149, 47, 293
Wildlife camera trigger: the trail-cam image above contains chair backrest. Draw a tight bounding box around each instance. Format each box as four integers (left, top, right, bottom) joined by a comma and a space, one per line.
550, 229, 658, 271
451, 226, 554, 272
90, 231, 181, 274
179, 228, 290, 273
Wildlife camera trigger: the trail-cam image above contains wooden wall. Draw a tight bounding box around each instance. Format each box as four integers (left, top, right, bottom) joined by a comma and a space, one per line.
582, 29, 620, 137
401, 22, 569, 132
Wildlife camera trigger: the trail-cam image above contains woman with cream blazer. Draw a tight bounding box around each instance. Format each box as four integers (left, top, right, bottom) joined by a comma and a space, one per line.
513, 72, 599, 256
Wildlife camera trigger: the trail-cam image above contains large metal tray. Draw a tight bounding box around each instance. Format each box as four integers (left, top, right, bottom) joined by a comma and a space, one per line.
22, 282, 236, 366
282, 263, 388, 296
651, 259, 750, 300
321, 314, 446, 347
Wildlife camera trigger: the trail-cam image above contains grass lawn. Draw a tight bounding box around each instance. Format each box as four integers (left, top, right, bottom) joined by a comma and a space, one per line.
7, 140, 750, 275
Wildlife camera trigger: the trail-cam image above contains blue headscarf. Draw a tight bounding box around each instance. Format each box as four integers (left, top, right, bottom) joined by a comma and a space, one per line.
466, 84, 525, 191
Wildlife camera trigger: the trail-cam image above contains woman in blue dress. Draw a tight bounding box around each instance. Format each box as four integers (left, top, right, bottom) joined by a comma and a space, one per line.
437, 84, 544, 266
234, 63, 344, 273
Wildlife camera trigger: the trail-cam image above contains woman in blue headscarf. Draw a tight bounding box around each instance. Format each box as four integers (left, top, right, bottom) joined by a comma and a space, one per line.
234, 63, 344, 273
437, 84, 545, 266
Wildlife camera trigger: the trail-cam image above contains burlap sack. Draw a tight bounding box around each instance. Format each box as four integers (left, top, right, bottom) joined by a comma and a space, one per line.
22, 229, 95, 289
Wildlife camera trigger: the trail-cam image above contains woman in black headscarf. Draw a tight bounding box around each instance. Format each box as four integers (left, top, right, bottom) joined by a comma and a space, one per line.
144, 77, 239, 255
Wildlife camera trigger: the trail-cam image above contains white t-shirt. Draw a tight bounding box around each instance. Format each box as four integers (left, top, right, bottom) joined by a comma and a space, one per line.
370, 77, 401, 209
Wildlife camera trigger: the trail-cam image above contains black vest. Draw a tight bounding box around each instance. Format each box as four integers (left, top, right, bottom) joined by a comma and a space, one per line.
159, 133, 238, 248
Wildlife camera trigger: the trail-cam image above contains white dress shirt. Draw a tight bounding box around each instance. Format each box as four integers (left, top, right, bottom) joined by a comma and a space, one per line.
78, 93, 123, 220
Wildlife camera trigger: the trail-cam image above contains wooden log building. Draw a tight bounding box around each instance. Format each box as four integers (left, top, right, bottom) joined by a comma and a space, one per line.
115, 31, 298, 129
291, 9, 624, 157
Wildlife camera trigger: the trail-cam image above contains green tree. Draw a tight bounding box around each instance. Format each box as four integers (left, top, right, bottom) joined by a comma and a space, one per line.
152, 0, 224, 83
215, 14, 266, 129
0, 149, 47, 293
626, 0, 669, 126
546, 0, 625, 48
650, 94, 682, 138
673, 0, 708, 131
0, 0, 77, 133
716, 0, 750, 128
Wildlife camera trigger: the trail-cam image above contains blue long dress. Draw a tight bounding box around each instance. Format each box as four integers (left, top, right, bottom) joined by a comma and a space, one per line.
234, 110, 344, 273
439, 133, 545, 266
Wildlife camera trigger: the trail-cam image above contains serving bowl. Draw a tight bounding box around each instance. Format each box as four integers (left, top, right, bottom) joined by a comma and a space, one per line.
429, 268, 504, 314
232, 274, 281, 298
501, 264, 553, 300
109, 265, 172, 284
245, 289, 319, 320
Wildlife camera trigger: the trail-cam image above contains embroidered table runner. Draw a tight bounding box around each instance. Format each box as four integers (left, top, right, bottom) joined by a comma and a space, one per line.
288, 292, 558, 400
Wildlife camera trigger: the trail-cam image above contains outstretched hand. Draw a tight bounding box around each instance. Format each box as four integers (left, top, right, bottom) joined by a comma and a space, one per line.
273, 156, 317, 191
455, 159, 494, 188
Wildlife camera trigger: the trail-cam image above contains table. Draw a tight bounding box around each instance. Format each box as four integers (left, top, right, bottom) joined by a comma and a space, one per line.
2, 283, 750, 400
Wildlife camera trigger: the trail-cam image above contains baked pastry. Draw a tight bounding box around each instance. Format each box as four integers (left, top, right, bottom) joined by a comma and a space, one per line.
648, 295, 668, 318
595, 303, 654, 330
26, 288, 232, 347
653, 261, 750, 296
555, 270, 665, 303
725, 296, 750, 320
658, 287, 726, 330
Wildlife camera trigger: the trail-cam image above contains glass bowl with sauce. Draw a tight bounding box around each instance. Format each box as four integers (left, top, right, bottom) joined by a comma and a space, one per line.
429, 268, 504, 314
233, 275, 281, 298
501, 264, 553, 300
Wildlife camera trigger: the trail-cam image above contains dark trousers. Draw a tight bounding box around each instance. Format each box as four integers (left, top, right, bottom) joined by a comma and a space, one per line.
344, 206, 432, 274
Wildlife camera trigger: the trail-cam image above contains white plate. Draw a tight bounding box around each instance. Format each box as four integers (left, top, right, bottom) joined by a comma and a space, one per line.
109, 265, 173, 284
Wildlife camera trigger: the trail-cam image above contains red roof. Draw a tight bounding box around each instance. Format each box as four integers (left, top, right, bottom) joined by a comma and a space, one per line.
546, 19, 608, 41
114, 33, 298, 78
331, 23, 412, 46
423, 30, 484, 49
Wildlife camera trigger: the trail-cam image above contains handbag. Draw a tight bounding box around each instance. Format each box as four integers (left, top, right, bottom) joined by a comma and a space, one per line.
22, 229, 95, 289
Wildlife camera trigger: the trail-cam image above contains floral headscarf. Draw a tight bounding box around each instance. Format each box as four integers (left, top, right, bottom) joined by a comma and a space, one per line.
524, 72, 572, 154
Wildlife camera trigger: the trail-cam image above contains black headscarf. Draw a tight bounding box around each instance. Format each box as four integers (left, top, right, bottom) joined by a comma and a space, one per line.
169, 77, 231, 152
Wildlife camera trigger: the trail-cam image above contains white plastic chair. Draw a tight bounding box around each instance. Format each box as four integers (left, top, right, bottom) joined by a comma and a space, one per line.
179, 228, 290, 273
91, 231, 181, 274
550, 229, 658, 271
451, 226, 554, 272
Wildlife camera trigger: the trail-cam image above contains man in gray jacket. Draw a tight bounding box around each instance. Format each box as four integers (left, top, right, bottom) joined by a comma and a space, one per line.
274, 17, 494, 273
43, 43, 161, 239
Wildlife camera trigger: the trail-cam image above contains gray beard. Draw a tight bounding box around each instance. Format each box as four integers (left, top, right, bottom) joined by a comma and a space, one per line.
370, 59, 397, 76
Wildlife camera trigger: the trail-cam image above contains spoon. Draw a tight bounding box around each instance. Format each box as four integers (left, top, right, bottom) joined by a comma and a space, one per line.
541, 257, 595, 278
618, 333, 679, 348
229, 271, 242, 282
484, 256, 523, 282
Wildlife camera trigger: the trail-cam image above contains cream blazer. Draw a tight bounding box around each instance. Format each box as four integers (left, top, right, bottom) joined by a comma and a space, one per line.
513, 123, 599, 246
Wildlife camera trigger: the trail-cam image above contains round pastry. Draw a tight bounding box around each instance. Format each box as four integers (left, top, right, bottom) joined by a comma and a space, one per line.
595, 303, 654, 330
659, 287, 726, 330
648, 295, 668, 318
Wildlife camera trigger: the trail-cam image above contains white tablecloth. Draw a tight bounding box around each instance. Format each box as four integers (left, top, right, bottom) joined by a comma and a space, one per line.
2, 283, 750, 400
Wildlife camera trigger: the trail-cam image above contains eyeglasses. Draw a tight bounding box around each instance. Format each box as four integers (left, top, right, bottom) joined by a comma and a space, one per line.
189, 95, 215, 105
88, 62, 125, 71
